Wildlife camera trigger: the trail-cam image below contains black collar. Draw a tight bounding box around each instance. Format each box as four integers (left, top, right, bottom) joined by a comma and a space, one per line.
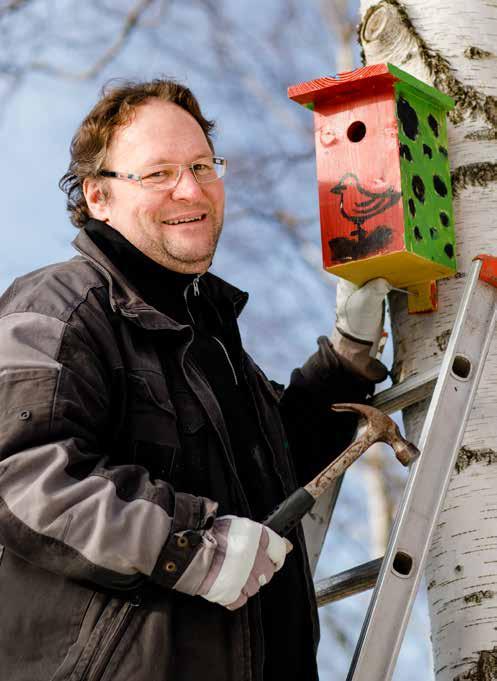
72, 220, 249, 329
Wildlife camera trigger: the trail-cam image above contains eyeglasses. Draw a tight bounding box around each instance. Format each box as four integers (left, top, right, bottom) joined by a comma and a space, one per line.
99, 156, 227, 191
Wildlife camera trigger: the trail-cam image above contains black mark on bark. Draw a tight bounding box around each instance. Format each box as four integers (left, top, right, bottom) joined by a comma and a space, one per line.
464, 590, 494, 605
464, 46, 494, 60
456, 446, 497, 473
436, 329, 451, 352
454, 645, 497, 680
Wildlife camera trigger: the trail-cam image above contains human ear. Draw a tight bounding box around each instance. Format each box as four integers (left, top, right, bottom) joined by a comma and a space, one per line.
83, 177, 111, 221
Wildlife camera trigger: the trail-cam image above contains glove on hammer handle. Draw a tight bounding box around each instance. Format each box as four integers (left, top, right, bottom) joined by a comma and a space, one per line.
263, 487, 315, 537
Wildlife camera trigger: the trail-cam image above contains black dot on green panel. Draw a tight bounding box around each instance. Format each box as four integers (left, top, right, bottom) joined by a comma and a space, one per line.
400, 144, 413, 161
440, 211, 450, 227
397, 97, 419, 140
433, 175, 448, 197
444, 243, 454, 258
414, 226, 423, 241
423, 144, 433, 158
428, 114, 439, 137
408, 198, 416, 217
430, 227, 439, 239
439, 146, 448, 157
412, 176, 425, 202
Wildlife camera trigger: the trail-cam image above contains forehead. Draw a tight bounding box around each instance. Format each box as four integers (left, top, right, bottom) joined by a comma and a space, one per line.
107, 99, 211, 167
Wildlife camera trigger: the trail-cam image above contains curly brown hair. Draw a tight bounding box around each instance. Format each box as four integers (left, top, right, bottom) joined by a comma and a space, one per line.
59, 78, 216, 228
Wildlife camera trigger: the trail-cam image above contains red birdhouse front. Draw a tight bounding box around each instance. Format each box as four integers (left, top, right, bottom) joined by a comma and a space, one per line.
314, 89, 405, 268
288, 64, 456, 313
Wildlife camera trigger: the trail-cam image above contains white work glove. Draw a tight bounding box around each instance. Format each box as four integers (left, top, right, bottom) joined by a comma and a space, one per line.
335, 278, 391, 346
331, 277, 391, 382
197, 516, 290, 610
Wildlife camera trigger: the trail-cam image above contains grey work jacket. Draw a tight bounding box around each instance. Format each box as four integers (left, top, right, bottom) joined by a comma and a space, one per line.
0, 228, 368, 681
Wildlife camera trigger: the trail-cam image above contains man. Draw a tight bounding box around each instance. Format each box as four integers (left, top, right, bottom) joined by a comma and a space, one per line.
0, 79, 389, 680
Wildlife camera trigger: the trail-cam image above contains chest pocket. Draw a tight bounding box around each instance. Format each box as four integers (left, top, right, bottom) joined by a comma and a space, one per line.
125, 372, 181, 482
170, 388, 210, 494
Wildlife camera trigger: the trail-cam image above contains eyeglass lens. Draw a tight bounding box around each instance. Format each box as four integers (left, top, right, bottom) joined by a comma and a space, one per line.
142, 158, 225, 188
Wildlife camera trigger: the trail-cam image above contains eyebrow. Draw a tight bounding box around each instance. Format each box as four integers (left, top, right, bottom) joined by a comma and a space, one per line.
141, 154, 212, 166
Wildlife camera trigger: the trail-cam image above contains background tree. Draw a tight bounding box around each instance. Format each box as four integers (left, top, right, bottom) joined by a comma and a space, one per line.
358, 0, 497, 678
0, 0, 433, 677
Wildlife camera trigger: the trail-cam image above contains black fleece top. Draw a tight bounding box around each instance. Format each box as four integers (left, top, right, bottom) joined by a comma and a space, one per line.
85, 219, 315, 681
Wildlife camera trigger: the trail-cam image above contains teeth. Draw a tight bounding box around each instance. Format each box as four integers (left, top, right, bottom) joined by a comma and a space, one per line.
164, 215, 204, 225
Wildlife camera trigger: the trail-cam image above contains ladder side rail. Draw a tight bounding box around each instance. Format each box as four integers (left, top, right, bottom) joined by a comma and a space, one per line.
347, 259, 497, 681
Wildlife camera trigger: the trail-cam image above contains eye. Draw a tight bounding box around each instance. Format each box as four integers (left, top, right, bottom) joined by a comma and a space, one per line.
193, 160, 214, 173
143, 167, 176, 183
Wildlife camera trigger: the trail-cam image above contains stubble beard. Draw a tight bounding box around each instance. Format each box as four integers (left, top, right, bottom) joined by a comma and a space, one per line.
145, 216, 224, 274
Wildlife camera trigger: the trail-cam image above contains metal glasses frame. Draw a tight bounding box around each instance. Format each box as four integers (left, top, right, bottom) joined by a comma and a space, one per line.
99, 156, 227, 190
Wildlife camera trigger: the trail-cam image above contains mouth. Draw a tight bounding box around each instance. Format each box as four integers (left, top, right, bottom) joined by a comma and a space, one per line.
162, 213, 208, 226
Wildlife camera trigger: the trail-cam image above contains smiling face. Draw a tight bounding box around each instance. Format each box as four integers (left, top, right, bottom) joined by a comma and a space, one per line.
84, 98, 225, 273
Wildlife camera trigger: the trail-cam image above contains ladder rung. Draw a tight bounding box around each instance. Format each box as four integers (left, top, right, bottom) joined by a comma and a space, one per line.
315, 557, 382, 607
370, 367, 439, 415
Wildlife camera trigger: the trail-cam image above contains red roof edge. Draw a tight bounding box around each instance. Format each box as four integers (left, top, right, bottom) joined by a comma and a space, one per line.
288, 64, 395, 106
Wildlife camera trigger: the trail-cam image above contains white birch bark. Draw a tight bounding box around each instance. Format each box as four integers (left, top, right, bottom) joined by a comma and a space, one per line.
358, 1, 497, 678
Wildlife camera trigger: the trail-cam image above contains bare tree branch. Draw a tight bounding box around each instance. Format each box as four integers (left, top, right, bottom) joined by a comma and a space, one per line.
0, 0, 32, 17
30, 0, 158, 80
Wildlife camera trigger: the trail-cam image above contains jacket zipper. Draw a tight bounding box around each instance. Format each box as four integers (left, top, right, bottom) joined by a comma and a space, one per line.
82, 597, 140, 681
212, 336, 238, 386
182, 355, 251, 515
183, 278, 238, 386
183, 276, 200, 325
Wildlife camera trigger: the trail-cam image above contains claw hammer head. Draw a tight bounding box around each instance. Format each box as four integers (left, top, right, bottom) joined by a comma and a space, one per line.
331, 403, 419, 466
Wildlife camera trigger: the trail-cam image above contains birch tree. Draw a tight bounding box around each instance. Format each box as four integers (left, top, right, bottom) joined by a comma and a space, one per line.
357, 0, 497, 678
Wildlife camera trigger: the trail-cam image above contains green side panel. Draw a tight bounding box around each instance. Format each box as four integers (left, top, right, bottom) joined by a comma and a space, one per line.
394, 81, 457, 272
304, 102, 315, 111
387, 63, 454, 111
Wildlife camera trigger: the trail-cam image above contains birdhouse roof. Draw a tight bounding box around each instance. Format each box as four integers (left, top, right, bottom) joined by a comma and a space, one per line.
288, 63, 454, 111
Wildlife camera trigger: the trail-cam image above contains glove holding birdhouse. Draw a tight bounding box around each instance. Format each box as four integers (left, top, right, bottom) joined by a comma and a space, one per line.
331, 277, 391, 383
288, 63, 456, 314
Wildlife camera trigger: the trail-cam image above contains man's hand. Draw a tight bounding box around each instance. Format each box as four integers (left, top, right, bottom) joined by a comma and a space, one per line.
335, 277, 392, 345
197, 516, 291, 610
331, 278, 392, 383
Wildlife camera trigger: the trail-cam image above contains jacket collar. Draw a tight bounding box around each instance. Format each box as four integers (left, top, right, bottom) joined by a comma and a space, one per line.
72, 227, 249, 330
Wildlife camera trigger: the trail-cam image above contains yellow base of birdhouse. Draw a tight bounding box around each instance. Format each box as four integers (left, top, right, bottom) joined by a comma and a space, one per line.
326, 250, 456, 313
326, 250, 455, 287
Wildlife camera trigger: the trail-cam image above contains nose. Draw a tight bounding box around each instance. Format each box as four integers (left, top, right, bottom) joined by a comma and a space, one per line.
171, 166, 204, 201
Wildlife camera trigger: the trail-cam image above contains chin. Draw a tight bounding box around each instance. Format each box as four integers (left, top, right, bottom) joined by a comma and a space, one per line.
160, 248, 213, 273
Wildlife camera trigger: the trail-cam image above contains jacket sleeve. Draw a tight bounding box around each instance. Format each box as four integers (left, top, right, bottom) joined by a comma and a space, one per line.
0, 303, 217, 593
279, 335, 376, 486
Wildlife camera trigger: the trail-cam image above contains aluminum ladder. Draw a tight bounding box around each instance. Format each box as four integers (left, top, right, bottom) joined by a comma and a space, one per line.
313, 255, 497, 680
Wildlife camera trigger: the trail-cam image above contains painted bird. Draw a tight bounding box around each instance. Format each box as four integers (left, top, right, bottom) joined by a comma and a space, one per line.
330, 172, 402, 240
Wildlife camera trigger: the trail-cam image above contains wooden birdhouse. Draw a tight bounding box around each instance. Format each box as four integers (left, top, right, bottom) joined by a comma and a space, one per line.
288, 63, 456, 312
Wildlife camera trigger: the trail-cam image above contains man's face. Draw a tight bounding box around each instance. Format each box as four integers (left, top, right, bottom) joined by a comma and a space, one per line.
89, 99, 225, 274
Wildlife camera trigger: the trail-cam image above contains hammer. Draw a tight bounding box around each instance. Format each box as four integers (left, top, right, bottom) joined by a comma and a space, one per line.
264, 403, 419, 537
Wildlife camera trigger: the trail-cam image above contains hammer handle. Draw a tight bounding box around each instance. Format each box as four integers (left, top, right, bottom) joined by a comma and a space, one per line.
263, 487, 315, 537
